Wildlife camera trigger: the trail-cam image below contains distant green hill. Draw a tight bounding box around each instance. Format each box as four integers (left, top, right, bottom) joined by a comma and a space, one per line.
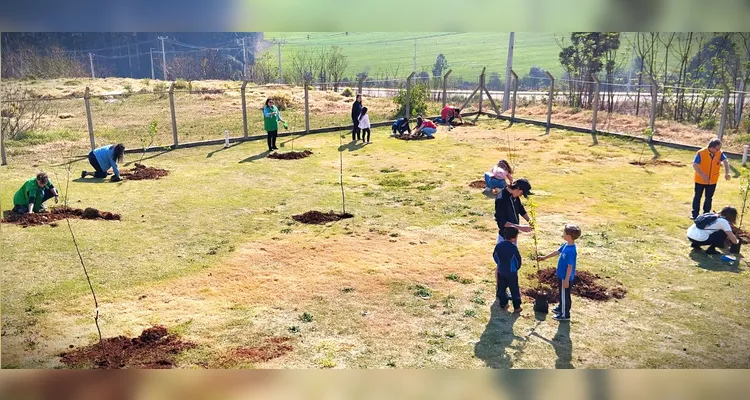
262, 32, 571, 83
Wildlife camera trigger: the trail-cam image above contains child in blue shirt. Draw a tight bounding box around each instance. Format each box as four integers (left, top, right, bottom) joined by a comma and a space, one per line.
493, 226, 523, 312
537, 224, 581, 321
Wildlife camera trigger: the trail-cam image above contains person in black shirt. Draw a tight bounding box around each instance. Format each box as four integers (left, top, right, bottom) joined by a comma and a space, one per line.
351, 94, 363, 141
494, 178, 534, 243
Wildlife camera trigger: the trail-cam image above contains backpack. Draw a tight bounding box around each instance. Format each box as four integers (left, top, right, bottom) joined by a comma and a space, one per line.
694, 213, 719, 229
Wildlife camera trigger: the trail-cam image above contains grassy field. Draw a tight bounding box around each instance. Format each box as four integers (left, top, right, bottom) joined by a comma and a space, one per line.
2, 115, 750, 368
262, 32, 571, 81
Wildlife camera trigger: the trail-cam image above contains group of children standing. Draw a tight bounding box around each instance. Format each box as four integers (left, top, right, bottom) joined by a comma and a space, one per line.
484, 159, 580, 321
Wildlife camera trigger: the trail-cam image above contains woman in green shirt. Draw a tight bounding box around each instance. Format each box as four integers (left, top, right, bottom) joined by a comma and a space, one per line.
263, 98, 287, 151
12, 172, 60, 214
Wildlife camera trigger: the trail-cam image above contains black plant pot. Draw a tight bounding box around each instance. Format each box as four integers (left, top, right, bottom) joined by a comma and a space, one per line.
730, 242, 742, 254
533, 292, 549, 313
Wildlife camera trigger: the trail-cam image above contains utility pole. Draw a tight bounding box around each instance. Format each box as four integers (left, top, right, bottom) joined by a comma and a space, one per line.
413, 39, 417, 73
89, 53, 95, 79
150, 48, 156, 80
274, 39, 285, 84
502, 32, 515, 112
626, 44, 635, 93
241, 37, 248, 80
158, 36, 168, 80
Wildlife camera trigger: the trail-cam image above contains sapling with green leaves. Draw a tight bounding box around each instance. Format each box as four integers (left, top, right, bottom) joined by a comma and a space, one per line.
139, 120, 158, 163
638, 128, 654, 165
738, 168, 750, 230
527, 196, 542, 287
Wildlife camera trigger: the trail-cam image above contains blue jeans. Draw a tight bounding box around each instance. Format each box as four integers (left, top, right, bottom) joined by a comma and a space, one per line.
484, 173, 507, 190
422, 127, 437, 137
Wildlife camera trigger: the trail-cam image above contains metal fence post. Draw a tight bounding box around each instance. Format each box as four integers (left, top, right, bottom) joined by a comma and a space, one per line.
591, 74, 601, 133
84, 87, 96, 150
510, 69, 518, 123
405, 72, 415, 117
442, 69, 452, 108
545, 71, 554, 134
649, 77, 658, 138
241, 81, 248, 138
718, 84, 730, 141
169, 82, 178, 147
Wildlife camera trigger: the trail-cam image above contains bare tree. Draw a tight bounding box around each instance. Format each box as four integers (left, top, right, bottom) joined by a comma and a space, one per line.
735, 33, 750, 129
671, 32, 694, 121
290, 47, 316, 85
316, 46, 332, 90
250, 52, 278, 84
1, 86, 54, 145
327, 46, 348, 92
658, 32, 676, 116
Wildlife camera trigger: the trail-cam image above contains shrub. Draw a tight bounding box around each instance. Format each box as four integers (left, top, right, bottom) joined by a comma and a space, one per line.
123, 83, 133, 94
154, 82, 168, 93
341, 87, 354, 97
394, 82, 429, 117
269, 93, 293, 111
698, 116, 716, 130
174, 78, 190, 90
142, 78, 151, 86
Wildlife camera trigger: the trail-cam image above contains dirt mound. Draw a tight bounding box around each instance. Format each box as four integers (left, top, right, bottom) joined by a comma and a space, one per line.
394, 135, 436, 141
292, 210, 354, 224
121, 163, 169, 180
522, 287, 557, 303
268, 150, 313, 160
231, 337, 293, 364
2, 207, 120, 227
59, 325, 195, 369
629, 159, 684, 167
468, 180, 486, 189
523, 268, 627, 302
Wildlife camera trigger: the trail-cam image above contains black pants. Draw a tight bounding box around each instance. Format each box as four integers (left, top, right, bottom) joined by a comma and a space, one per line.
496, 271, 521, 309
692, 183, 717, 219
558, 278, 573, 318
361, 128, 371, 142
266, 130, 278, 150
87, 151, 108, 178
13, 187, 56, 213
689, 229, 727, 248
352, 119, 361, 141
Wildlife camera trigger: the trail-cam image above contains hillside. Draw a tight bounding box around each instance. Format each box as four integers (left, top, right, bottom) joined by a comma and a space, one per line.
263, 32, 570, 82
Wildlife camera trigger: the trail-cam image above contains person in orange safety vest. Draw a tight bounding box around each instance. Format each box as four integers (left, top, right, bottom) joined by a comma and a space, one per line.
692, 138, 731, 220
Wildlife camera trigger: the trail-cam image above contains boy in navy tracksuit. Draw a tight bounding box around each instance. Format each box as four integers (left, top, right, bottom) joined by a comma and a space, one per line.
493, 226, 523, 313
537, 224, 581, 321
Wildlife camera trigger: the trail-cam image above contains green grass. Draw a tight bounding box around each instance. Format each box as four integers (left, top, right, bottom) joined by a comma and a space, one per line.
2, 118, 750, 368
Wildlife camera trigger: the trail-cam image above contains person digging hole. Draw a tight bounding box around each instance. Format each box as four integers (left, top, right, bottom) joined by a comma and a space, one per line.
81, 143, 125, 182
12, 172, 59, 214
686, 206, 740, 255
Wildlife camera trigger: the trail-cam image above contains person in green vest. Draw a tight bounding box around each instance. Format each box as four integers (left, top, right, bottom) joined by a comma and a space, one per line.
12, 172, 60, 214
263, 98, 287, 151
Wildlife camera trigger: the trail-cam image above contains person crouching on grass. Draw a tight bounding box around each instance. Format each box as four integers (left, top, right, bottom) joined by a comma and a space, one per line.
12, 172, 59, 214
537, 224, 581, 321
81, 143, 125, 182
686, 206, 740, 254
493, 226, 523, 313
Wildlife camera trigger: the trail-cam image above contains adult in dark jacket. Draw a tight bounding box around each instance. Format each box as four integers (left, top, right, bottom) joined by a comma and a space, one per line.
494, 179, 534, 243
351, 95, 363, 141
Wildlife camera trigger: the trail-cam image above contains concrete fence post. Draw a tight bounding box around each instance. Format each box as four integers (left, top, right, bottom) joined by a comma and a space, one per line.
545, 71, 555, 134
304, 72, 312, 133
405, 72, 415, 118
718, 84, 730, 141
442, 69, 452, 108
84, 87, 96, 150
649, 77, 658, 139
478, 67, 486, 114
168, 82, 178, 147
510, 69, 519, 123
241, 81, 248, 138
591, 74, 601, 133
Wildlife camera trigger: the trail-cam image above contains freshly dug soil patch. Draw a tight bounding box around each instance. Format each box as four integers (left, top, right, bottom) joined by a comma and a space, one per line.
394, 135, 436, 141
121, 163, 169, 180
2, 207, 120, 227
292, 210, 354, 224
230, 337, 293, 364
468, 180, 486, 189
522, 287, 557, 303
523, 268, 627, 302
732, 226, 750, 244
60, 325, 196, 369
268, 150, 313, 160
629, 159, 684, 167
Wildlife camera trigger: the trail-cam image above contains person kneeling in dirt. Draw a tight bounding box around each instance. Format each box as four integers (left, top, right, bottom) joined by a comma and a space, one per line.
392, 117, 411, 137
494, 226, 523, 313
81, 143, 125, 182
12, 172, 59, 214
437, 105, 464, 128
687, 206, 740, 255
494, 179, 533, 244
410, 117, 438, 139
